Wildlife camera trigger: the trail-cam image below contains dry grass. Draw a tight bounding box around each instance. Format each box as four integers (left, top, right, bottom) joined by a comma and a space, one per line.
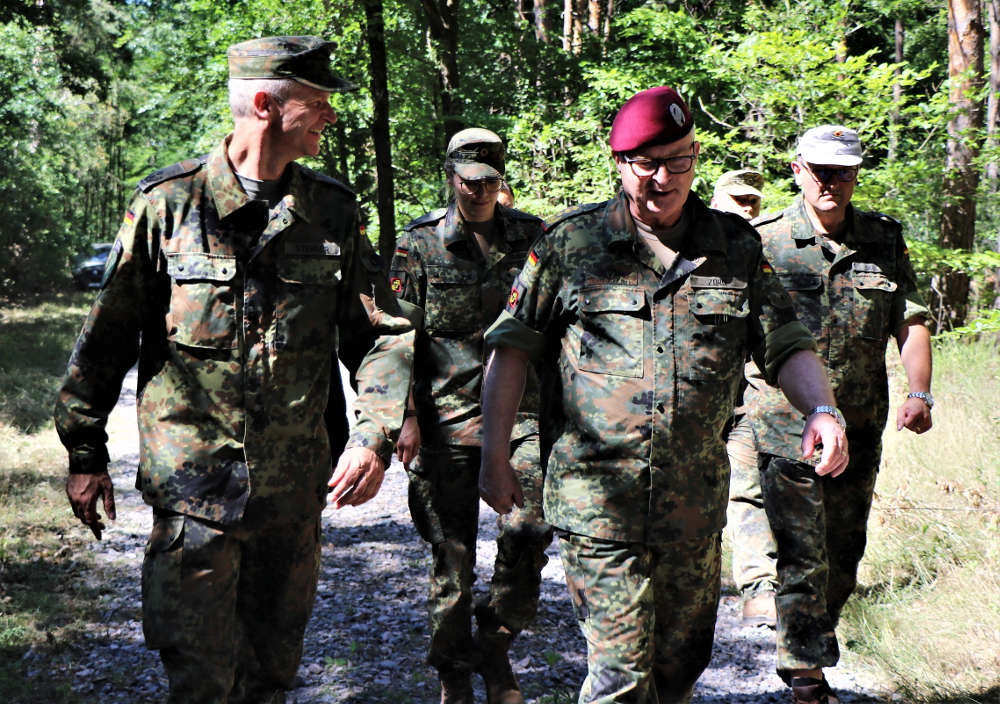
838, 334, 1000, 703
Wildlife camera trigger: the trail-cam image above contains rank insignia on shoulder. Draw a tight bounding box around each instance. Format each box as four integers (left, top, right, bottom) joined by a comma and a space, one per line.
390, 277, 403, 293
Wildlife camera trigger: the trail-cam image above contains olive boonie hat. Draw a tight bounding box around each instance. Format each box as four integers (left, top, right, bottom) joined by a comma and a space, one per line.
714, 169, 764, 198
228, 36, 357, 92
797, 125, 862, 166
445, 128, 505, 180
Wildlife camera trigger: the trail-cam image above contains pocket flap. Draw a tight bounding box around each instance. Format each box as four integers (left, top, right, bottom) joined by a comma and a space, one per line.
778, 272, 823, 291
690, 287, 749, 317
277, 256, 342, 285
166, 253, 236, 281
580, 287, 645, 313
426, 266, 479, 285
854, 272, 898, 292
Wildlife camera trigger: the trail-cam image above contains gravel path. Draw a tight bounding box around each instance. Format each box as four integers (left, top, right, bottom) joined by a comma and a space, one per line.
37, 369, 888, 703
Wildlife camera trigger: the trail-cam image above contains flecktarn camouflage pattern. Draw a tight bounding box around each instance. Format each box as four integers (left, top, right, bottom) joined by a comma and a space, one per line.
389, 200, 552, 676
486, 190, 814, 544
744, 195, 929, 676
725, 415, 777, 597
55, 137, 414, 525
484, 189, 816, 700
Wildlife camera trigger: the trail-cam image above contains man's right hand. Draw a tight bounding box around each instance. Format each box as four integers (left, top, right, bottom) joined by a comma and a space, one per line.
396, 416, 421, 470
66, 472, 117, 540
478, 455, 523, 515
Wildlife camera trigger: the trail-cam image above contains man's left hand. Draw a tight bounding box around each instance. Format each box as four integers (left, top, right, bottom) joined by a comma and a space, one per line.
328, 447, 386, 508
897, 397, 932, 434
801, 414, 849, 477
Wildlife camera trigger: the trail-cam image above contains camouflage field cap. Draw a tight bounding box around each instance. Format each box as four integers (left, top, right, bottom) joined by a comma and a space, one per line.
227, 36, 357, 92
797, 125, 862, 166
445, 128, 505, 180
714, 169, 764, 198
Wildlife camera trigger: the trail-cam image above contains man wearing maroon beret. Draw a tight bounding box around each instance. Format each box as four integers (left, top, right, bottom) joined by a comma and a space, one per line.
478, 86, 849, 702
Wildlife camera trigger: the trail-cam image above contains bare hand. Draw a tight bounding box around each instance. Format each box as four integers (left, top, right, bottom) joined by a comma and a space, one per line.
328, 447, 386, 508
897, 398, 932, 434
396, 416, 421, 470
66, 472, 117, 540
801, 414, 849, 478
479, 454, 523, 515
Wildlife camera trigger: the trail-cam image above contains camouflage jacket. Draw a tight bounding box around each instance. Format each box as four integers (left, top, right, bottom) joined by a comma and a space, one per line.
54, 137, 414, 525
744, 196, 929, 460
389, 202, 544, 446
484, 191, 815, 543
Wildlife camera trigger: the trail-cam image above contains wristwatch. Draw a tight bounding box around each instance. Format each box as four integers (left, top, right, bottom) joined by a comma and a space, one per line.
907, 391, 934, 409
807, 405, 847, 430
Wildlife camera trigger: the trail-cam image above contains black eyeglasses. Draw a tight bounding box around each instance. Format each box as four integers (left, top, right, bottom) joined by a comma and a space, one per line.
457, 177, 504, 195
800, 161, 858, 183
622, 152, 697, 177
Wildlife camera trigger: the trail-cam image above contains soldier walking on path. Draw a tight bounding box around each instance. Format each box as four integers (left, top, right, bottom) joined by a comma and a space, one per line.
711, 169, 780, 628
744, 125, 933, 704
54, 36, 414, 704
478, 86, 849, 704
389, 128, 553, 704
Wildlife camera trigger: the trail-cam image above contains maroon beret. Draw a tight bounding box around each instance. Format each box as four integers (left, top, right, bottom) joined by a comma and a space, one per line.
609, 86, 693, 152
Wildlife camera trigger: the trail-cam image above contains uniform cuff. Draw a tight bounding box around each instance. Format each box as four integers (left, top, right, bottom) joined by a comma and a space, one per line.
68, 448, 110, 475
345, 429, 395, 468
484, 310, 546, 360
763, 321, 817, 384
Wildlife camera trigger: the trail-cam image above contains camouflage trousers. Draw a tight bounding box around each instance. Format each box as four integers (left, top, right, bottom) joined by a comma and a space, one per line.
759, 436, 881, 677
406, 435, 552, 672
725, 415, 778, 598
142, 503, 322, 704
557, 531, 722, 704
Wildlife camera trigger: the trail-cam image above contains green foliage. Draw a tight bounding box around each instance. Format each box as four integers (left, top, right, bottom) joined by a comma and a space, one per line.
1, 0, 996, 337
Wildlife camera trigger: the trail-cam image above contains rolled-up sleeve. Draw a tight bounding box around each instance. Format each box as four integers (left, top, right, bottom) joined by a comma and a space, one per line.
340, 226, 415, 464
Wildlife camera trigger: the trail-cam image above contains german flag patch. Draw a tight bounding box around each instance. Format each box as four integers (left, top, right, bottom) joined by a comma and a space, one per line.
394, 246, 408, 258
528, 250, 538, 266
123, 210, 135, 226
761, 260, 775, 275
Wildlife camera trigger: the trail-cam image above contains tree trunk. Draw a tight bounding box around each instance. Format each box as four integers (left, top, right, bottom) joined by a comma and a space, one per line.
602, 0, 614, 49
562, 0, 572, 51
364, 0, 396, 265
588, 0, 600, 32
889, 17, 904, 162
422, 0, 462, 143
938, 0, 985, 331
535, 0, 549, 43
987, 0, 999, 184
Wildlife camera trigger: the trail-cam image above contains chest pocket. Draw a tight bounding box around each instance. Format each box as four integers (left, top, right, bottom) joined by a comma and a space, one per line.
578, 287, 646, 378
778, 272, 825, 338
852, 262, 897, 341
424, 265, 481, 335
165, 252, 237, 349
274, 255, 342, 350
685, 285, 749, 380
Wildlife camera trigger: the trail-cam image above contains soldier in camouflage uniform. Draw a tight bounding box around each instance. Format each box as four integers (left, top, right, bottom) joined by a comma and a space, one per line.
389, 128, 552, 704
55, 36, 414, 704
710, 169, 780, 628
479, 86, 849, 704
744, 125, 933, 704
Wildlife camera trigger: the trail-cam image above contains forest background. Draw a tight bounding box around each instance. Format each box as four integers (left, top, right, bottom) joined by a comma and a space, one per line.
3, 0, 1000, 335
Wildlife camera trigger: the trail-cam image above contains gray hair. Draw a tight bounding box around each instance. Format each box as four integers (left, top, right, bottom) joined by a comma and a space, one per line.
228, 78, 300, 118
